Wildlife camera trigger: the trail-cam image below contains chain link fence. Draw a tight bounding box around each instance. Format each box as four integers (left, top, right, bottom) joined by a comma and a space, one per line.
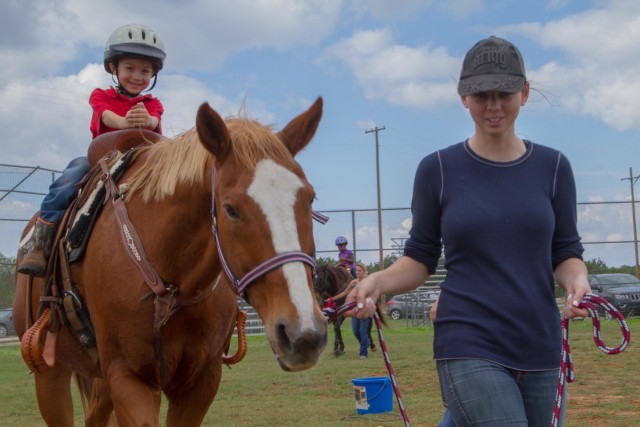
1, 164, 639, 312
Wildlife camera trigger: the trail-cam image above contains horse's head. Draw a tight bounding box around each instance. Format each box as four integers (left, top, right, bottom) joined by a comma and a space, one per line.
313, 264, 333, 303
195, 98, 327, 372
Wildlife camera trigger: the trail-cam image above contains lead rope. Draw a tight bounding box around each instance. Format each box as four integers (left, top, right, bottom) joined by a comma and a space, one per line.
322, 300, 411, 427
552, 293, 631, 427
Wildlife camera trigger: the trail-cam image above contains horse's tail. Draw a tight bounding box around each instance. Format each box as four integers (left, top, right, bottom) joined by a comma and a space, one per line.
74, 373, 93, 413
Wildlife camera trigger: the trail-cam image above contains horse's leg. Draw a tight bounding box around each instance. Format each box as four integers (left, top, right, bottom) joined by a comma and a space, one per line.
333, 315, 345, 355
106, 360, 161, 427
85, 378, 115, 427
164, 362, 222, 427
34, 364, 75, 427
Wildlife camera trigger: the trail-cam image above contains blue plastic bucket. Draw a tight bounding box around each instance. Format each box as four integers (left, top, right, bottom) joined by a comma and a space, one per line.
351, 376, 393, 414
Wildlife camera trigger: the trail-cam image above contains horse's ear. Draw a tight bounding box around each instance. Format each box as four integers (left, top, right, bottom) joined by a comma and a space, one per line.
277, 97, 323, 156
196, 102, 232, 161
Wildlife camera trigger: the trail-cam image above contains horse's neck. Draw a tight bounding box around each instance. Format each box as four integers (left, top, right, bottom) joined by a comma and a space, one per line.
334, 271, 351, 295
124, 181, 216, 296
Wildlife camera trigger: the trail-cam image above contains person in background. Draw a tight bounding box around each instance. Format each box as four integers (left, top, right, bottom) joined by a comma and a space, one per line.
331, 262, 372, 360
344, 36, 591, 426
18, 23, 165, 277
335, 235, 356, 277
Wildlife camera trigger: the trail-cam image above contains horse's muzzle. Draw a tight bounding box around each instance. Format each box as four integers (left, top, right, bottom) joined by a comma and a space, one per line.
271, 319, 327, 372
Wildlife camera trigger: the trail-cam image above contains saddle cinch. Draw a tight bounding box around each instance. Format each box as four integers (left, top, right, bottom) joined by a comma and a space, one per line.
20, 129, 161, 374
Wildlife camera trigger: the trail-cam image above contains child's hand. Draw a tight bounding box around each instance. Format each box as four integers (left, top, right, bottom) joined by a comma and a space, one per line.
125, 103, 153, 128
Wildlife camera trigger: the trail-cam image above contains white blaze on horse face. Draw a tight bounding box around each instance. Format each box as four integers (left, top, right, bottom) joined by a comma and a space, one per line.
247, 159, 316, 330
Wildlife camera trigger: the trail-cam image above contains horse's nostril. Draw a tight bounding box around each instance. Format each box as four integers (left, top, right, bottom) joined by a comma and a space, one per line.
276, 322, 293, 353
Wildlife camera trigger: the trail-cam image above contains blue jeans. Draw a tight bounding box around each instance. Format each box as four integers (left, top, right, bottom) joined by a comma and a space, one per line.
40, 157, 90, 223
437, 359, 566, 427
438, 409, 454, 427
351, 317, 371, 357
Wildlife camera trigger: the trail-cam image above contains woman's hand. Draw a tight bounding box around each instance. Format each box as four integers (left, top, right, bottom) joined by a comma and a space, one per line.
556, 258, 592, 319
343, 276, 379, 319
562, 277, 592, 319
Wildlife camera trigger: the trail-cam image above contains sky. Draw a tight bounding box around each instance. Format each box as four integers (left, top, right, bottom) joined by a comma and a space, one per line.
1, 0, 639, 265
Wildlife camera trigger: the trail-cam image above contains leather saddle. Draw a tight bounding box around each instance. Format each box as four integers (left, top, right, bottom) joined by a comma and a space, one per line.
20, 129, 162, 373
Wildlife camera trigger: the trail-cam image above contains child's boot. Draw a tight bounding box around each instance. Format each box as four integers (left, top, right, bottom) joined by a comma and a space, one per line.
18, 219, 56, 277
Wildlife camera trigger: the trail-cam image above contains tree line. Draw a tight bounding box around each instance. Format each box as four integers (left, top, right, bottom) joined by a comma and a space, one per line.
1, 253, 637, 309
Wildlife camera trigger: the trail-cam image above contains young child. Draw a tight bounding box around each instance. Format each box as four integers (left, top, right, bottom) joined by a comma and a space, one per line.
330, 263, 371, 359
335, 235, 356, 277
18, 23, 166, 277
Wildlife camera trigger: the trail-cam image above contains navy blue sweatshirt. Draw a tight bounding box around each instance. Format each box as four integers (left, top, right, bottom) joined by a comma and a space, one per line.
404, 140, 584, 370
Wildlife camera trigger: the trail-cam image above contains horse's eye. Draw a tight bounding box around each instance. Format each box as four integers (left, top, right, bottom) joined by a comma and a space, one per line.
223, 204, 239, 220
310, 194, 317, 205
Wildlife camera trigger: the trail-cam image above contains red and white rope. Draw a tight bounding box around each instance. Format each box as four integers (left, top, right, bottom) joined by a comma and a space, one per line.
322, 300, 411, 427
552, 293, 631, 427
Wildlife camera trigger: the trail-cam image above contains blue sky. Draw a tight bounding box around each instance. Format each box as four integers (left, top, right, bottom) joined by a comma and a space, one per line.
1, 0, 639, 264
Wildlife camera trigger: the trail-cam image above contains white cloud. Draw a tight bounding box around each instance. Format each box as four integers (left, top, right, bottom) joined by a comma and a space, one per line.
350, 0, 427, 20
1, 0, 343, 79
0, 0, 344, 170
0, 64, 239, 170
606, 233, 625, 242
323, 29, 459, 109
0, 65, 105, 169
321, 1, 640, 131
500, 0, 640, 130
438, 0, 484, 19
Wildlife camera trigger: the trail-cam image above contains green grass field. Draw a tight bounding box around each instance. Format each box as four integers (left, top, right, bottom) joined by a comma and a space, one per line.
1, 318, 638, 426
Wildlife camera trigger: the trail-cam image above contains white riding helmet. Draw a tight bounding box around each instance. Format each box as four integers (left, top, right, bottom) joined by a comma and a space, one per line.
103, 23, 166, 74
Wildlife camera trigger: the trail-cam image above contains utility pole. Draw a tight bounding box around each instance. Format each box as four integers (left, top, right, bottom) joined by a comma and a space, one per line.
622, 167, 640, 278
365, 126, 385, 271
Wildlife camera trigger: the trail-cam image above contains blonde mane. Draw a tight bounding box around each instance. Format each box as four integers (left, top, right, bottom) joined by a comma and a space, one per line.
125, 118, 295, 203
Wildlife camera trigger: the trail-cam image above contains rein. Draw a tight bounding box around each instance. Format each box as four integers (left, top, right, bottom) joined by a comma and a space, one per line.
552, 293, 631, 427
209, 166, 327, 296
322, 300, 412, 427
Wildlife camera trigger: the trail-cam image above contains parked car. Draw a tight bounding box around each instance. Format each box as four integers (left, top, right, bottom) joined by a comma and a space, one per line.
0, 308, 16, 338
588, 273, 640, 318
386, 291, 439, 320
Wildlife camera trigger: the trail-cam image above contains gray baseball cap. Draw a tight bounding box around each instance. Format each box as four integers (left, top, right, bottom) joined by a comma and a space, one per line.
457, 36, 526, 96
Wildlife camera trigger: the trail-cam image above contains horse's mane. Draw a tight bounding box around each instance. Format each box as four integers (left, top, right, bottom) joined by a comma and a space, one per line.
125, 118, 295, 203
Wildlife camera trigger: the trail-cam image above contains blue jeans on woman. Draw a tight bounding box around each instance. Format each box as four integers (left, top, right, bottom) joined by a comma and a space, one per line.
351, 317, 371, 357
436, 359, 566, 426
40, 157, 91, 223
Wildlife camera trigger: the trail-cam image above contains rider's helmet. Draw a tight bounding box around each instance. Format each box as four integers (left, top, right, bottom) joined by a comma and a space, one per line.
103, 23, 166, 77
335, 236, 348, 246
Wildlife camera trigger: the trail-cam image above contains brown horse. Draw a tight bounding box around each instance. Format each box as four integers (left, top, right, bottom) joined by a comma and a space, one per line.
313, 264, 376, 356
13, 98, 328, 426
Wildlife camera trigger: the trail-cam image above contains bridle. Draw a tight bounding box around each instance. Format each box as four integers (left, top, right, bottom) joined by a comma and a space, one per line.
312, 266, 333, 301
210, 166, 328, 297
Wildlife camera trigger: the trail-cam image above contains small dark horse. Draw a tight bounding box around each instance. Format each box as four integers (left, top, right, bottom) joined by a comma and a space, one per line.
313, 264, 376, 355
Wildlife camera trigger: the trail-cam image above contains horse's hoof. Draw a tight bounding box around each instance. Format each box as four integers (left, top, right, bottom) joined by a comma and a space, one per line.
332, 349, 344, 356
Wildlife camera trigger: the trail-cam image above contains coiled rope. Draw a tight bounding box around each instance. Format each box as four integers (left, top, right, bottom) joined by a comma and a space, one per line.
552, 293, 631, 427
322, 299, 411, 427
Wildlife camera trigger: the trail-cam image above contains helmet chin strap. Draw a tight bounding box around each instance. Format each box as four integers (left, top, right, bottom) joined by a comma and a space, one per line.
111, 73, 158, 98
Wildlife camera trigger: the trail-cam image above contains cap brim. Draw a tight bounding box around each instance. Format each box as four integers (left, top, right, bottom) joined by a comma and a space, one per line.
457, 74, 525, 96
